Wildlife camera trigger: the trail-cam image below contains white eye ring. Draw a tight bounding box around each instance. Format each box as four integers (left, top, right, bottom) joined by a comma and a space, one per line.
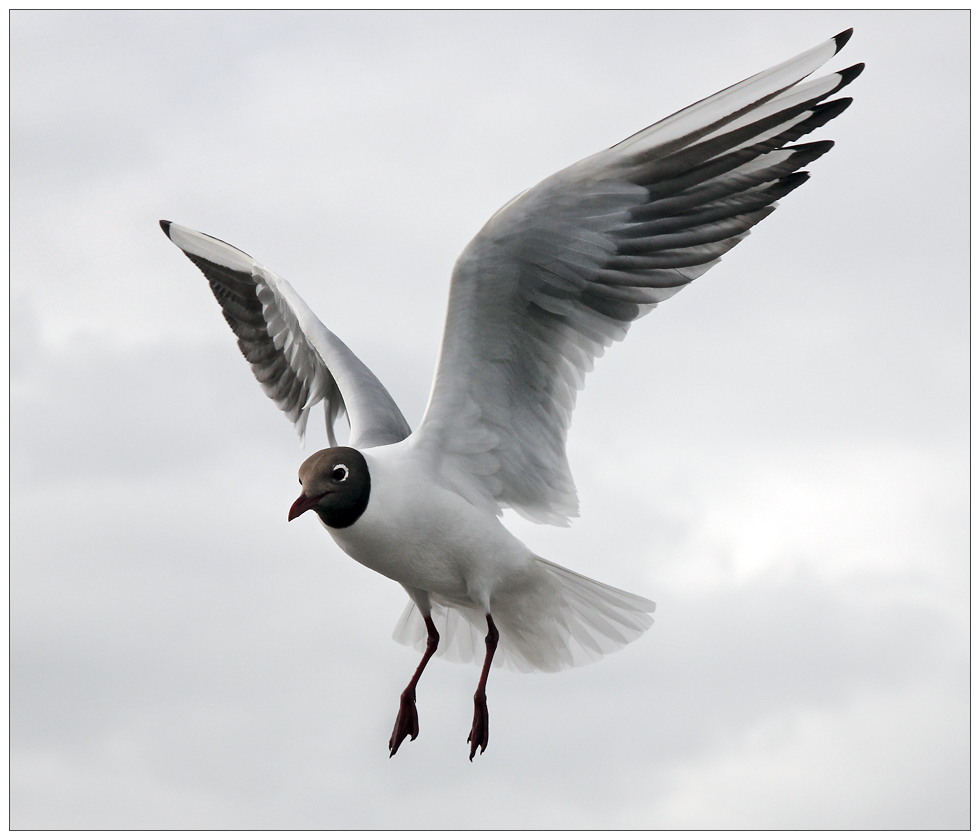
331, 464, 349, 482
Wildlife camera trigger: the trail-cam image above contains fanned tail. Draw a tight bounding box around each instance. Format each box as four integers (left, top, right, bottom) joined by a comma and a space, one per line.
392, 557, 655, 673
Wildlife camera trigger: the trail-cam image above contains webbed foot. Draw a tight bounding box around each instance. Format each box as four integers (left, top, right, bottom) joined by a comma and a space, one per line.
389, 690, 419, 757
467, 691, 489, 760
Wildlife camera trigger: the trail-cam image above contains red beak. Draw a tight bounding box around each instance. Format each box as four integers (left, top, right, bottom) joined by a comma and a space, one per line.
288, 491, 326, 521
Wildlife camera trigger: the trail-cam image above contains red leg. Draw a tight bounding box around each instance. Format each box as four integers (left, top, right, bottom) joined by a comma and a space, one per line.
389, 615, 439, 757
467, 613, 498, 761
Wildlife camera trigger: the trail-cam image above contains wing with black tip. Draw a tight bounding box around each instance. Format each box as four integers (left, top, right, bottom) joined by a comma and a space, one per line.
160, 221, 411, 449
413, 31, 861, 525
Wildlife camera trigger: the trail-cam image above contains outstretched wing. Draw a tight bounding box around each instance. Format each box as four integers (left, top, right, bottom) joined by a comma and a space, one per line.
161, 221, 411, 449
411, 31, 862, 525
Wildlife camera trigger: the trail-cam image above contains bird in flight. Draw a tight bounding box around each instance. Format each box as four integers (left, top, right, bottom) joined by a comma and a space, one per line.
161, 30, 860, 760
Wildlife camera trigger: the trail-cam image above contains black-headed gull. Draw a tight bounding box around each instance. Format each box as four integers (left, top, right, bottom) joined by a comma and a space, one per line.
161, 31, 860, 760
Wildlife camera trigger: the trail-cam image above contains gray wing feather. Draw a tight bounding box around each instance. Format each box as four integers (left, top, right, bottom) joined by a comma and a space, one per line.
413, 32, 861, 524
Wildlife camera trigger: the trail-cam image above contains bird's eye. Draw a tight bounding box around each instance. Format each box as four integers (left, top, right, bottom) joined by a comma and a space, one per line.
331, 464, 349, 482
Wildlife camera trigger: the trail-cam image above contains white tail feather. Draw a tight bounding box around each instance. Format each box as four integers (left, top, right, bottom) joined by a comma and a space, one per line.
392, 557, 655, 673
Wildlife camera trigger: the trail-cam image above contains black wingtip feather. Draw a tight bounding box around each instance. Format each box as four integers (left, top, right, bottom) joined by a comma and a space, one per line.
812, 97, 853, 122
834, 29, 853, 53
159, 219, 172, 238
836, 63, 865, 90
780, 170, 811, 195
794, 139, 835, 156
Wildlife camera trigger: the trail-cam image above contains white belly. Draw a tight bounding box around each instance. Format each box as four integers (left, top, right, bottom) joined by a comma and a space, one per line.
325, 443, 532, 607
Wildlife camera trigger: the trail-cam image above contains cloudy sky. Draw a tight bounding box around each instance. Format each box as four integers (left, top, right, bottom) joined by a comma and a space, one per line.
10, 10, 968, 830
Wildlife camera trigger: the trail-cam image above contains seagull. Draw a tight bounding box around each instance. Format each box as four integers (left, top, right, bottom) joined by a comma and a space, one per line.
161, 30, 861, 760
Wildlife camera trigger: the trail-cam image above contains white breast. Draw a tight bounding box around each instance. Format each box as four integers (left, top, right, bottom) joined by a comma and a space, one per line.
326, 440, 534, 607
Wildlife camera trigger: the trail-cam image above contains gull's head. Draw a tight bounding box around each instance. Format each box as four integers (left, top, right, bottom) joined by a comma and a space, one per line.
288, 446, 371, 529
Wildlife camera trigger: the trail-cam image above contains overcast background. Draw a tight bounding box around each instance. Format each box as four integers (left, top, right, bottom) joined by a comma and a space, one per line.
10, 10, 969, 830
